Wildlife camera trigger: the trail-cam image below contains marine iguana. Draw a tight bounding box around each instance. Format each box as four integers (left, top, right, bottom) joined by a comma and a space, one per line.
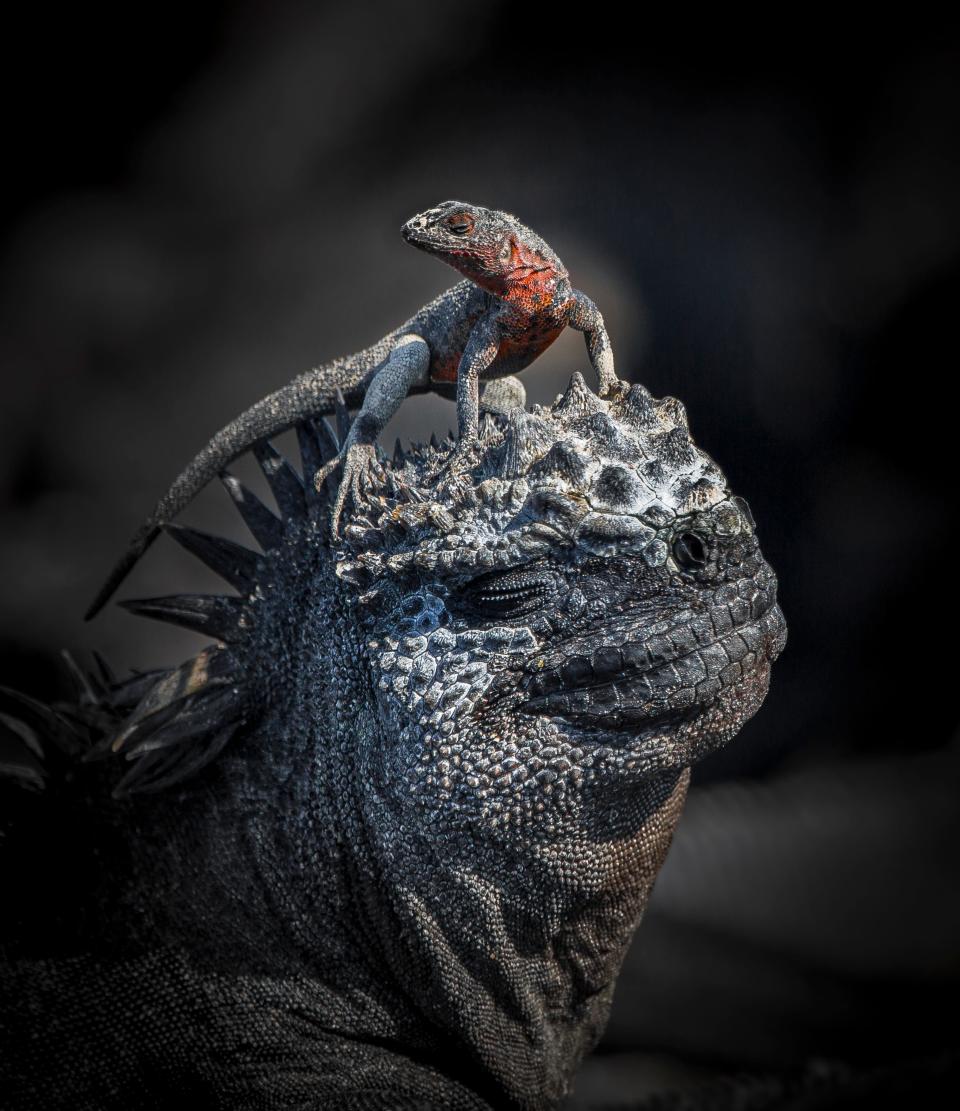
85, 200, 617, 619
0, 372, 786, 1109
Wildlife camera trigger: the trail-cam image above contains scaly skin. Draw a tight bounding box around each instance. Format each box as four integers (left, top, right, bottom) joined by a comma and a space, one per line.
1, 372, 785, 1109
85, 201, 615, 620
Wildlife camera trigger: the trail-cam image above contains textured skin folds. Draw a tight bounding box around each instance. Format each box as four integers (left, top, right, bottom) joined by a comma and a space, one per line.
1, 374, 785, 1109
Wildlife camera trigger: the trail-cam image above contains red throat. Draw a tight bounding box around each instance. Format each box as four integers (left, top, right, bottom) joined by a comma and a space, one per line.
503, 244, 565, 312
478, 237, 566, 311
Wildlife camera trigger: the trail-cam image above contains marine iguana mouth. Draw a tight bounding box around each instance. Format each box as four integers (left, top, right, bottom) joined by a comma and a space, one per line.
522, 597, 786, 732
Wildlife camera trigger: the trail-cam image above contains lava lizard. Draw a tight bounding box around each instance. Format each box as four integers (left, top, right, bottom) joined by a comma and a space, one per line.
84, 200, 617, 620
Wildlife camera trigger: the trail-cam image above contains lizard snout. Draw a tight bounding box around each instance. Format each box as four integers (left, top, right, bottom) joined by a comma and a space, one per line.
402, 217, 428, 241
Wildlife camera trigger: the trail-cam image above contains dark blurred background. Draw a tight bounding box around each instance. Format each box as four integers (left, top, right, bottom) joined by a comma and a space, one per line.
1, 3, 957, 1105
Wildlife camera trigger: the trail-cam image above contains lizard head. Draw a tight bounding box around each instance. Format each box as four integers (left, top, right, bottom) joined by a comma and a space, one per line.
402, 200, 567, 295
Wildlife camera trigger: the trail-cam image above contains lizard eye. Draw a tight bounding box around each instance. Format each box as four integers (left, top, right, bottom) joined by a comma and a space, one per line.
672, 532, 709, 571
445, 213, 475, 236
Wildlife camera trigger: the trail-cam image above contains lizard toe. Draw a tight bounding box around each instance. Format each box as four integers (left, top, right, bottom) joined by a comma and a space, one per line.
435, 436, 481, 486
329, 441, 376, 535
315, 451, 344, 491
597, 376, 625, 400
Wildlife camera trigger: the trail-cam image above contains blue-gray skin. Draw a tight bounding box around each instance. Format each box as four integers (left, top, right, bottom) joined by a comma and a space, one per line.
84, 201, 615, 620
1, 373, 785, 1109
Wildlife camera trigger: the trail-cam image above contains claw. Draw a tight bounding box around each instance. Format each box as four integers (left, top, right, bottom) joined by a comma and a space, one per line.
318, 440, 377, 536
314, 451, 342, 490
434, 434, 480, 485
598, 377, 626, 400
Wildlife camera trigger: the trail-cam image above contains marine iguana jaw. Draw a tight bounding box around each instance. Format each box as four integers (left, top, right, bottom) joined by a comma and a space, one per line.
522, 584, 786, 735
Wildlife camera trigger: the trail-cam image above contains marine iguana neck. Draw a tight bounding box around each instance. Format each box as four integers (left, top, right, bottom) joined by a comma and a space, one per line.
129, 624, 691, 1108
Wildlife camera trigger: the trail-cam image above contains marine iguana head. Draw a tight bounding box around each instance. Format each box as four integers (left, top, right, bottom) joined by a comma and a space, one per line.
338, 374, 785, 849
402, 200, 569, 299
102, 372, 784, 1106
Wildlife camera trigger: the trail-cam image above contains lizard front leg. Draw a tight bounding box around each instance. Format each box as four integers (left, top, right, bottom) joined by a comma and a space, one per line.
317, 334, 430, 533
567, 290, 619, 396
445, 318, 502, 473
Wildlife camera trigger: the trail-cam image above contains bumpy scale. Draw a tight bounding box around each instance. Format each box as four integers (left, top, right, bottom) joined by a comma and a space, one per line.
1, 373, 786, 1109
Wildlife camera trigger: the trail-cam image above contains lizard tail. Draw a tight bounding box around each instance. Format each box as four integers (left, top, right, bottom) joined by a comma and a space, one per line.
85, 367, 371, 621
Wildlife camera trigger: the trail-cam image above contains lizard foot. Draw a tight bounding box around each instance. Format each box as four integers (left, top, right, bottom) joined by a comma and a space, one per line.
434, 436, 481, 486
597, 375, 626, 400
315, 440, 377, 535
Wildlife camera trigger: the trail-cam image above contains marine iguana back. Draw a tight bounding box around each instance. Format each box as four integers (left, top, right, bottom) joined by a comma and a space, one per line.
1, 372, 785, 1109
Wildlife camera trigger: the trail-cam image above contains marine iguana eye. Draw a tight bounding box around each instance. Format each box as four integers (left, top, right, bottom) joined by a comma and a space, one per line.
457, 566, 557, 619
444, 212, 475, 235
672, 531, 709, 570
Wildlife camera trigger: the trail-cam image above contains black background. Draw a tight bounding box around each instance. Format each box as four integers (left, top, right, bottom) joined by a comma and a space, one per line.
1, 3, 957, 1105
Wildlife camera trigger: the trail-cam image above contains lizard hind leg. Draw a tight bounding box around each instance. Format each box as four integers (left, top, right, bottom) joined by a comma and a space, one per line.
317, 335, 431, 535
480, 376, 527, 416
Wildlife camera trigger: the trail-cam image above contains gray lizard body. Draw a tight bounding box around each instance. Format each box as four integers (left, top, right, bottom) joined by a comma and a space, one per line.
1, 371, 785, 1108
85, 201, 616, 619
